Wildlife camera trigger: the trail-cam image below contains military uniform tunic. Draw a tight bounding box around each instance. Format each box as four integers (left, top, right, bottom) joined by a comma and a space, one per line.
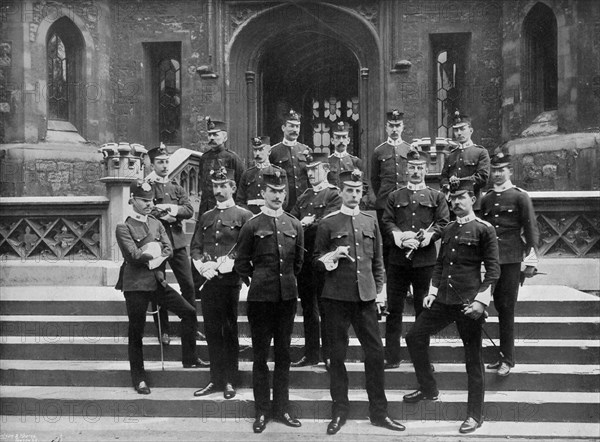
327, 152, 362, 188
370, 140, 413, 210
235, 163, 285, 214
269, 141, 311, 211
198, 146, 245, 214
440, 142, 490, 207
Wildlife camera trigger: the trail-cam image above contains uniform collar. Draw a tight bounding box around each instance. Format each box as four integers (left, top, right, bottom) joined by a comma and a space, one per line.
340, 205, 360, 216
459, 140, 474, 150
407, 182, 426, 191
126, 207, 148, 223
493, 180, 514, 193
256, 161, 270, 169
312, 181, 329, 192
261, 206, 284, 218
456, 213, 476, 225
216, 198, 235, 210
282, 138, 297, 147
332, 150, 348, 158
387, 137, 405, 147
153, 176, 170, 184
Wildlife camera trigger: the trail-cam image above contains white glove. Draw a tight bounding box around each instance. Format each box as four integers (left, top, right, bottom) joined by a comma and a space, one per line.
392, 231, 417, 248
217, 256, 235, 274
155, 204, 179, 215
141, 242, 162, 259
331, 245, 354, 262
300, 215, 316, 227
420, 231, 434, 248
193, 259, 218, 275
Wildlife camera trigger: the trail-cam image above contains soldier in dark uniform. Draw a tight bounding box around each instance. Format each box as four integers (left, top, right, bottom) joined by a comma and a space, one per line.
404, 180, 500, 434
269, 109, 312, 211
313, 169, 406, 435
191, 167, 253, 399
381, 150, 449, 369
481, 152, 539, 376
370, 110, 415, 267
328, 121, 362, 187
440, 111, 490, 211
235, 136, 285, 214
115, 180, 200, 395
234, 166, 304, 433
146, 144, 206, 353
290, 147, 342, 368
198, 117, 245, 215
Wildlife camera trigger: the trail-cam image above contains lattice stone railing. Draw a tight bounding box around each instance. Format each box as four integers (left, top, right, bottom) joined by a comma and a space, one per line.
0, 197, 109, 260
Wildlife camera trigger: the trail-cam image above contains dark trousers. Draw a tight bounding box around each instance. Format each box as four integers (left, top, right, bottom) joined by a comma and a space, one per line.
385, 264, 433, 363
124, 287, 197, 386
376, 209, 391, 270
492, 263, 521, 367
153, 247, 197, 335
200, 281, 240, 386
297, 266, 327, 361
323, 299, 388, 421
247, 299, 296, 417
406, 301, 485, 422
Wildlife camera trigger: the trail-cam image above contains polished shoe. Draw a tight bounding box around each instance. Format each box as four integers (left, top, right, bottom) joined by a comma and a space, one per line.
497, 362, 511, 377
253, 414, 268, 433
403, 389, 439, 403
291, 356, 319, 367
371, 416, 405, 431
487, 360, 501, 369
134, 381, 151, 395
276, 412, 302, 428
459, 416, 482, 434
384, 360, 400, 370
223, 382, 236, 399
326, 415, 346, 434
193, 382, 218, 397
195, 331, 206, 341
160, 333, 171, 346
183, 357, 210, 368
324, 359, 331, 371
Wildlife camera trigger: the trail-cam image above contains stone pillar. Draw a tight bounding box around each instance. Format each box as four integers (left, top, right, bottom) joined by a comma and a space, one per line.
99, 142, 147, 260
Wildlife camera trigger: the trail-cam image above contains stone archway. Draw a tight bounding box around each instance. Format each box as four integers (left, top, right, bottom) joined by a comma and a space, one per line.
226, 2, 383, 174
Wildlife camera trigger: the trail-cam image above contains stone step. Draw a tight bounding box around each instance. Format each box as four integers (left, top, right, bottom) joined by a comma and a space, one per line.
2, 285, 599, 317
2, 315, 598, 340
2, 360, 598, 393
1, 336, 598, 364
2, 415, 599, 441
1, 386, 598, 423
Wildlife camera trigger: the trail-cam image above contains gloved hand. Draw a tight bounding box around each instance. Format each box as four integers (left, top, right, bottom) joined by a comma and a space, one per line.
420, 231, 434, 248
217, 256, 235, 274
392, 231, 417, 248
193, 260, 219, 279
403, 238, 420, 250
449, 175, 460, 185
331, 246, 353, 262
300, 215, 316, 227
141, 242, 162, 260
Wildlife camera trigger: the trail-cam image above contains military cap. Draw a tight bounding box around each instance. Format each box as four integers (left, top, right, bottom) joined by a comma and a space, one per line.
339, 168, 363, 188
261, 165, 288, 190
449, 179, 474, 196
206, 116, 227, 134
386, 109, 404, 123
306, 147, 331, 168
407, 149, 429, 165
452, 110, 472, 128
490, 151, 512, 169
210, 166, 235, 184
284, 109, 302, 124
147, 143, 169, 163
251, 136, 270, 148
332, 121, 350, 135
130, 180, 154, 200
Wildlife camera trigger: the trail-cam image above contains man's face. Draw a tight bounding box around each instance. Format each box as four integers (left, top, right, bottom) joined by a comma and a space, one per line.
407, 163, 427, 184
262, 187, 286, 210
208, 130, 227, 149
385, 121, 404, 140
253, 145, 270, 164
491, 166, 512, 186
450, 192, 475, 217
213, 182, 235, 202
132, 197, 154, 215
332, 133, 350, 152
151, 158, 169, 177
340, 185, 362, 209
307, 163, 329, 187
281, 121, 300, 142
453, 124, 473, 144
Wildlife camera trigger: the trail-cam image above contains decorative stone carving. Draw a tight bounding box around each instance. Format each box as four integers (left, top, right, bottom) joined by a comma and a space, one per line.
536, 213, 600, 257
355, 4, 378, 27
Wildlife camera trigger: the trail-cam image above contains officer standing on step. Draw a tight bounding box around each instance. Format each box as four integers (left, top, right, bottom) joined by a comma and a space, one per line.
313, 168, 406, 435
146, 144, 207, 351
115, 180, 200, 395
191, 167, 253, 399
290, 147, 342, 369
234, 166, 304, 433
481, 152, 539, 376
381, 150, 449, 369
327, 121, 362, 187
404, 179, 499, 434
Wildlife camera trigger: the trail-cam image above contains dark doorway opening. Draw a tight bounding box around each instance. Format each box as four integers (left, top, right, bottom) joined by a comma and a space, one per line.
259, 32, 360, 156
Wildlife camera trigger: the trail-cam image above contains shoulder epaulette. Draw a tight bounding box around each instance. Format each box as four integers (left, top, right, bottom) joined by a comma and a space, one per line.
514, 186, 528, 194
475, 217, 493, 227
327, 183, 339, 190
249, 212, 262, 220
285, 211, 300, 221
360, 211, 375, 219
373, 142, 388, 151
147, 214, 158, 221
235, 205, 254, 215
485, 188, 494, 194
323, 210, 341, 219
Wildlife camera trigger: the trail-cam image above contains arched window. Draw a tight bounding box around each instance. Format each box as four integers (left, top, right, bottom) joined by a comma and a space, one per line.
158, 58, 181, 145
46, 17, 84, 131
522, 3, 558, 118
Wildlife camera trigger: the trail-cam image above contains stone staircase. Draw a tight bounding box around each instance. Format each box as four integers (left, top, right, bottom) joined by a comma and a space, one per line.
1, 272, 599, 439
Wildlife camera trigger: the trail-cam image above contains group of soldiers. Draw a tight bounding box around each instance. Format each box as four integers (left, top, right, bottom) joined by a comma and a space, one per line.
114, 108, 539, 435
